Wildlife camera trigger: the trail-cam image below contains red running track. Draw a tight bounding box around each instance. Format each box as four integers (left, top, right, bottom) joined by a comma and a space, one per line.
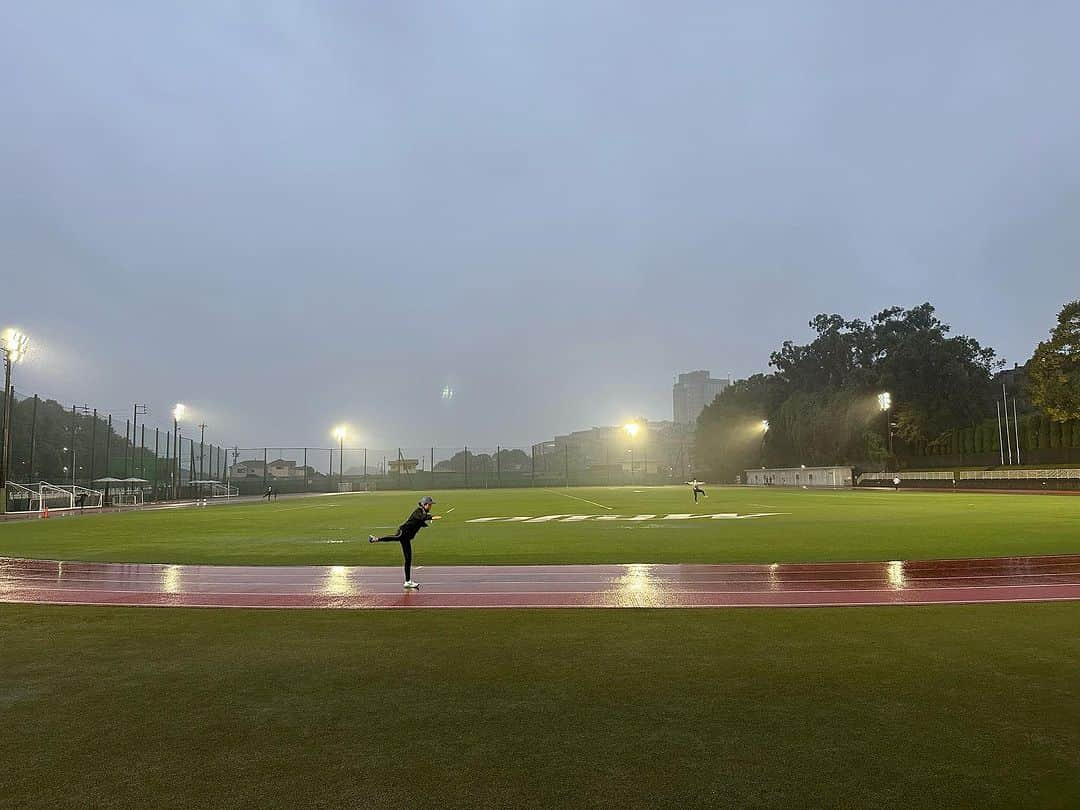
2, 554, 1080, 609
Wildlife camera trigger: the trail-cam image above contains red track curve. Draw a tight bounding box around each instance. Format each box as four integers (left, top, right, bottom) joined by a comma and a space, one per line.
2, 555, 1079, 609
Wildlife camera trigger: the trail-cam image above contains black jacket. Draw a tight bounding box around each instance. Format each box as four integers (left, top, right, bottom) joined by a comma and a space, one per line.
399, 506, 433, 537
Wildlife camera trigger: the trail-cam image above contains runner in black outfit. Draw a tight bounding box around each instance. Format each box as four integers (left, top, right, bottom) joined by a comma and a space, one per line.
369, 496, 441, 588
686, 479, 708, 503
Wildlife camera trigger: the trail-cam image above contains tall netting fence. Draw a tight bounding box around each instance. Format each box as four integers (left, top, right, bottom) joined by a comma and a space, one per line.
2, 388, 693, 512
0, 390, 241, 509
227, 443, 688, 495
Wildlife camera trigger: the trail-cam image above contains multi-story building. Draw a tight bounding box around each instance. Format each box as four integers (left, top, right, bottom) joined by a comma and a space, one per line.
673, 370, 730, 426
531, 420, 693, 479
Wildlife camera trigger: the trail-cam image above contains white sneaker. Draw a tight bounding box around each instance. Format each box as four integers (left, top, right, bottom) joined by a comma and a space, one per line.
368, 535, 377, 543
403, 580, 420, 589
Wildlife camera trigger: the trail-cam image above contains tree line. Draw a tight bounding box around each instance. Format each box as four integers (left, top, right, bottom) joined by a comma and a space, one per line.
2, 395, 220, 486
695, 300, 1080, 480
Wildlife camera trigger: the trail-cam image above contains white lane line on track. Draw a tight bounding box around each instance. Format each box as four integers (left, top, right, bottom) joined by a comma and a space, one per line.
541, 489, 613, 510
5, 571, 1080, 587
4, 582, 1080, 598
6, 595, 1079, 610
8, 559, 1078, 577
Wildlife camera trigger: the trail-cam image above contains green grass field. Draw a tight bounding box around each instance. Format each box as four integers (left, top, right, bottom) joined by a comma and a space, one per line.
1, 486, 1079, 566
1, 603, 1077, 808
4, 487, 1078, 807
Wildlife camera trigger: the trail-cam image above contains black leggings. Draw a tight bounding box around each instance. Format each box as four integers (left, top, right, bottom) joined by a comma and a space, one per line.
693, 486, 705, 502
377, 531, 414, 580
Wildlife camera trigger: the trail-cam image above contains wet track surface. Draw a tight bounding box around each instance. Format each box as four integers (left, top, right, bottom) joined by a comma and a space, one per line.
2, 554, 1079, 609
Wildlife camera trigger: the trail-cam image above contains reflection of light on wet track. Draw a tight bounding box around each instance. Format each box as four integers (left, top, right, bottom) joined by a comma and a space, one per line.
162, 565, 182, 594
886, 560, 905, 590
1, 555, 1079, 609
768, 562, 780, 591
322, 565, 354, 596
614, 563, 666, 606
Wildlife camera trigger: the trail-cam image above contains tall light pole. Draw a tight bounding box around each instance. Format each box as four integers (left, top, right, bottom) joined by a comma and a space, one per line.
172, 403, 185, 499
760, 419, 770, 468
877, 392, 893, 462
623, 423, 639, 483
198, 422, 207, 480
333, 426, 347, 485
0, 329, 30, 515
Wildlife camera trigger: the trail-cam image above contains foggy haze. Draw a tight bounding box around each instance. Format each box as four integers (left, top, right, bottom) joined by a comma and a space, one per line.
3, 1, 1078, 448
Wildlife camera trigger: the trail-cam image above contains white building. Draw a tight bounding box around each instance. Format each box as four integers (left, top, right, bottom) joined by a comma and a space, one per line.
229, 459, 314, 479
744, 466, 853, 488
673, 370, 730, 426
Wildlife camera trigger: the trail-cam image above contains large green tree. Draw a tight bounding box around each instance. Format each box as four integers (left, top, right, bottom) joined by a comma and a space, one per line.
1027, 300, 1080, 421
697, 303, 1000, 478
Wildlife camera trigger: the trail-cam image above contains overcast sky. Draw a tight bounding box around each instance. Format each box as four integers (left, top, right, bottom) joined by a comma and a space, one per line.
2, 1, 1078, 449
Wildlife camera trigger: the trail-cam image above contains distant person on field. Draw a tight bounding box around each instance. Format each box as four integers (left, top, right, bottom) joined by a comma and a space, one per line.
892, 477, 900, 491
265, 485, 273, 502
369, 496, 441, 589
686, 479, 708, 503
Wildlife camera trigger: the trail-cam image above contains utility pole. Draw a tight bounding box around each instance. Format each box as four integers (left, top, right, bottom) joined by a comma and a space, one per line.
172, 404, 185, 499
198, 422, 207, 480
89, 408, 97, 486
104, 414, 113, 504
28, 394, 39, 482
132, 404, 147, 478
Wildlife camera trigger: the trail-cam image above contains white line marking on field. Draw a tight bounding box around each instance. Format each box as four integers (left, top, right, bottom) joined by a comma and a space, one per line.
542, 489, 613, 510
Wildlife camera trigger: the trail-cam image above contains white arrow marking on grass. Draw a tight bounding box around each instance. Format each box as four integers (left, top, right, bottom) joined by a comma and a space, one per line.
466, 512, 790, 523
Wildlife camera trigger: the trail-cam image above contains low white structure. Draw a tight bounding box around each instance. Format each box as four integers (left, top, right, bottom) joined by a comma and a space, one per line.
744, 466, 853, 488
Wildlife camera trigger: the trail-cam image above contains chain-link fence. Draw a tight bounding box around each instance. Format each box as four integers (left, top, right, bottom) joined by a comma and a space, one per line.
0, 390, 234, 508
226, 443, 684, 495
1, 387, 693, 512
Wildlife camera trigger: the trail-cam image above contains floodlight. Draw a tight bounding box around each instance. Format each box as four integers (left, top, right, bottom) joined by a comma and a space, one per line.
624, 423, 640, 438
761, 420, 770, 433
173, 403, 186, 421
877, 392, 892, 411
2, 329, 30, 363
333, 426, 347, 440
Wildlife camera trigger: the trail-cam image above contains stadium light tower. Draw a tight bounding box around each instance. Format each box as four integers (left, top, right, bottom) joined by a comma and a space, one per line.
333, 426, 347, 481
172, 403, 186, 500
878, 392, 894, 457
0, 329, 31, 515
623, 423, 640, 482
759, 419, 769, 468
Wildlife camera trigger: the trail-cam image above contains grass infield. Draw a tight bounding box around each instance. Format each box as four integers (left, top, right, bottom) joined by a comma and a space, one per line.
1, 486, 1079, 566
0, 602, 1077, 808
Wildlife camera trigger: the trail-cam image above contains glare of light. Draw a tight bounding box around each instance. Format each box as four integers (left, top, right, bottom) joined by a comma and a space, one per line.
623, 422, 640, 438
162, 565, 182, 594
2, 329, 30, 363
322, 565, 354, 596
615, 563, 663, 606
333, 425, 347, 440
173, 403, 186, 421
761, 420, 770, 433
441, 385, 454, 400
878, 392, 892, 411
886, 560, 905, 590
